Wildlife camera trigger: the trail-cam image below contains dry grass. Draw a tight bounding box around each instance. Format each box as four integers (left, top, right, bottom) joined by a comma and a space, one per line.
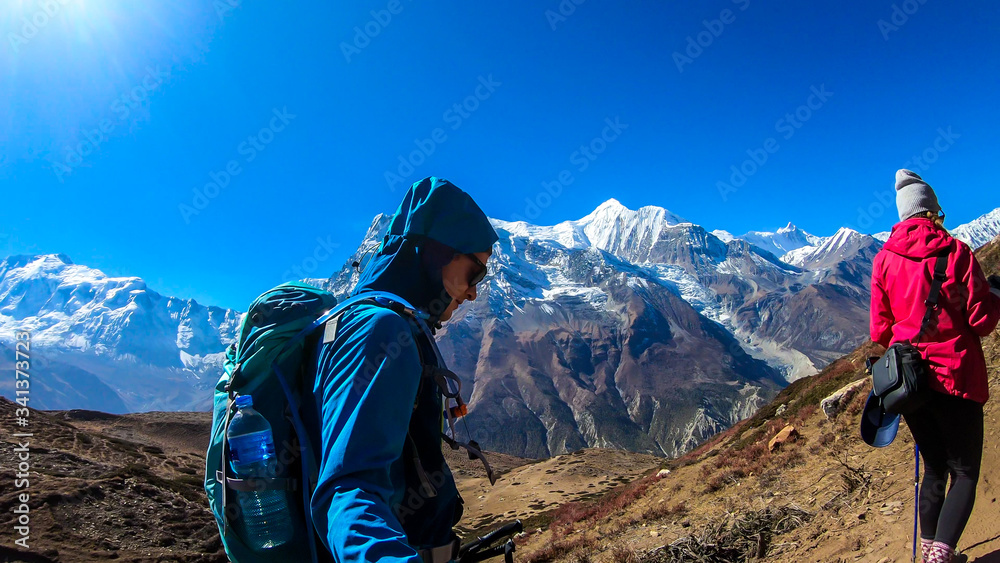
549, 473, 664, 530
698, 417, 810, 493
609, 544, 640, 563
792, 403, 817, 425
843, 382, 870, 417
641, 500, 689, 521
522, 534, 598, 563
641, 505, 813, 562
818, 453, 877, 513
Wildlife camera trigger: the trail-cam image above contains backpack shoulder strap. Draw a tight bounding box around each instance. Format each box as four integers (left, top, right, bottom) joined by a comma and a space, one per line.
915, 252, 949, 342
296, 290, 427, 481
349, 293, 499, 485
311, 291, 498, 490
927, 252, 949, 306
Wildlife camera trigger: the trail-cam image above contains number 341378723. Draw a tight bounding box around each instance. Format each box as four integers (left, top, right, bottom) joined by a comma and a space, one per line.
14, 331, 30, 411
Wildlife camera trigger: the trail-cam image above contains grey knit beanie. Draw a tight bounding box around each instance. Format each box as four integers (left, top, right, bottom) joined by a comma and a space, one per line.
895, 169, 941, 222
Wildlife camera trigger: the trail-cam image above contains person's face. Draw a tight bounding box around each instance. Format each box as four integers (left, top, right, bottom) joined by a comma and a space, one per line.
439, 250, 491, 322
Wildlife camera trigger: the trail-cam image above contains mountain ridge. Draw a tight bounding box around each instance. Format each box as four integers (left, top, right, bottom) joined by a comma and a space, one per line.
0, 254, 243, 412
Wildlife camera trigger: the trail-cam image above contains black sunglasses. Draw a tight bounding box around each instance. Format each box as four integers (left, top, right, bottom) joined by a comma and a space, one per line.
463, 253, 488, 287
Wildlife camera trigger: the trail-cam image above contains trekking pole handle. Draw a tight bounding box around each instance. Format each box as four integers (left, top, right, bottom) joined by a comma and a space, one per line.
459, 520, 523, 559
477, 520, 523, 550
459, 540, 518, 563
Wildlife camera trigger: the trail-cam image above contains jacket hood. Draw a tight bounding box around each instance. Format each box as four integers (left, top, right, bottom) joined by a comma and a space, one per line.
352, 177, 499, 320
882, 217, 953, 259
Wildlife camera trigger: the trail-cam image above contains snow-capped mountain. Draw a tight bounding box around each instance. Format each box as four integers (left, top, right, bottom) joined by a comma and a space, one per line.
711, 230, 735, 243
0, 254, 242, 412
952, 207, 1000, 249
738, 223, 823, 259
781, 228, 881, 270
479, 201, 873, 378
324, 207, 785, 458
784, 208, 999, 263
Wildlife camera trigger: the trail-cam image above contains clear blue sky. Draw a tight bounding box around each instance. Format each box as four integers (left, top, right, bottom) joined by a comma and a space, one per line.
2, 1, 998, 311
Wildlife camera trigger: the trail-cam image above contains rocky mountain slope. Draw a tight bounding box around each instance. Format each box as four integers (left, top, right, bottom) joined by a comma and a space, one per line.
953, 207, 1000, 250
511, 334, 999, 562
320, 201, 887, 457
0, 401, 224, 562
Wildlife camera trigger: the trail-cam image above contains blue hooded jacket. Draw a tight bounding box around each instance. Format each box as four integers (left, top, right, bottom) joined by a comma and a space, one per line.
305, 177, 498, 562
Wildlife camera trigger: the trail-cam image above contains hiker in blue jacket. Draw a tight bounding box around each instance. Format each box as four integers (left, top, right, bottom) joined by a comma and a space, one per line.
305, 177, 498, 563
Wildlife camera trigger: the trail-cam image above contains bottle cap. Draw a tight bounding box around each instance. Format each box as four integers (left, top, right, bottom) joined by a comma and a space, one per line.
234, 394, 253, 408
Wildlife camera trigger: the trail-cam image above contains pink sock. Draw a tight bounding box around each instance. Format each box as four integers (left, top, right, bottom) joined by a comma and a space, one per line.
928, 541, 955, 563
921, 538, 934, 562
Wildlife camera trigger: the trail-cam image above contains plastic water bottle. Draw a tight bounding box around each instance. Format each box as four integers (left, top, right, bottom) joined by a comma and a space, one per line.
227, 394, 293, 550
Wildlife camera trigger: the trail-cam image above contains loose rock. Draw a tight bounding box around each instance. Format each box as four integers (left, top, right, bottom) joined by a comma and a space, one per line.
768, 424, 799, 452
821, 379, 868, 419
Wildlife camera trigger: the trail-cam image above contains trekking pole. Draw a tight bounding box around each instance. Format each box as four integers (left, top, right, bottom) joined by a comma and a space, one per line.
913, 444, 920, 563
459, 520, 523, 563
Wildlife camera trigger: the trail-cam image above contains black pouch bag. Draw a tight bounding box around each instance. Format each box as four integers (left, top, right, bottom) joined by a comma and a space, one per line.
867, 251, 949, 415
870, 342, 930, 415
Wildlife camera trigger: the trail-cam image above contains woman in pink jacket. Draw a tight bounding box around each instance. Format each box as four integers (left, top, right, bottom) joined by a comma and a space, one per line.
870, 169, 1000, 563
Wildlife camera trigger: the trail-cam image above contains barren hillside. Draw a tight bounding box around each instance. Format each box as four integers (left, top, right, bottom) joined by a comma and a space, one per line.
0, 401, 657, 561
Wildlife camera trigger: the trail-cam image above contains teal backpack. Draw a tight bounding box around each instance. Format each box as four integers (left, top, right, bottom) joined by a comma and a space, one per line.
204, 281, 333, 562
205, 282, 496, 563
204, 282, 403, 562
204, 282, 494, 563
